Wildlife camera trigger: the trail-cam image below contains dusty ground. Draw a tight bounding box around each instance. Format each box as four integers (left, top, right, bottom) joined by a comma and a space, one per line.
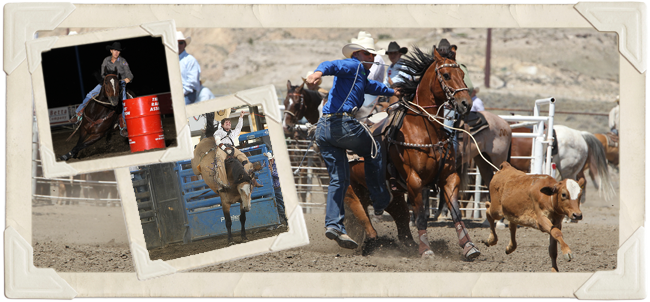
148, 226, 288, 261
52, 115, 177, 163
33, 174, 618, 273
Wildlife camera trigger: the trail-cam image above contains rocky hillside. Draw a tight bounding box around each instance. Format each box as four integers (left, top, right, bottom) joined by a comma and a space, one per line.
42, 27, 619, 132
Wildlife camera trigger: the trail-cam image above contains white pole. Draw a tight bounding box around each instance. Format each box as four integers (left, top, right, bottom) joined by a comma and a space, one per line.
472, 172, 482, 219
32, 115, 38, 200
545, 98, 556, 175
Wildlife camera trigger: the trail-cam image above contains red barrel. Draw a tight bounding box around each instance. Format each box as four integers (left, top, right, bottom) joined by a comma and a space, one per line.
123, 95, 166, 153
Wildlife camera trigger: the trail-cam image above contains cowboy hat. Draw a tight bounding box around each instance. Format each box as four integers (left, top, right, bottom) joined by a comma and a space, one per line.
303, 71, 322, 86
264, 152, 274, 160
342, 31, 385, 59
176, 31, 192, 47
214, 108, 232, 121
386, 41, 408, 54
105, 42, 125, 51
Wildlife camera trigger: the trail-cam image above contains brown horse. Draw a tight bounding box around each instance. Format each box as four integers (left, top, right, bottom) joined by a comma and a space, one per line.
60, 67, 130, 161
509, 126, 534, 172
594, 133, 619, 167
343, 161, 416, 250
282, 80, 325, 139
384, 41, 478, 259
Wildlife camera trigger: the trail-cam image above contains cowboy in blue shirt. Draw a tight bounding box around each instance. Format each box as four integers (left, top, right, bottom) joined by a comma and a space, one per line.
306, 31, 401, 249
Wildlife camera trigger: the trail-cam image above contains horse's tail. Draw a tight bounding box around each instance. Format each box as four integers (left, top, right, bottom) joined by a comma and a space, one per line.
582, 132, 615, 201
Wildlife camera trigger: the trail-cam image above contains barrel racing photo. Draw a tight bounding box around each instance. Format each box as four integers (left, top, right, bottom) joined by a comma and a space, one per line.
41, 34, 177, 162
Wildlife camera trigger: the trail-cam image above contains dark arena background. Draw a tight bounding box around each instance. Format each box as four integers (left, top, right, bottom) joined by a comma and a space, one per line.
42, 36, 170, 108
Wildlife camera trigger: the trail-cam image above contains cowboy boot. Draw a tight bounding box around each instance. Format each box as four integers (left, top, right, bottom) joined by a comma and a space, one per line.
68, 109, 84, 124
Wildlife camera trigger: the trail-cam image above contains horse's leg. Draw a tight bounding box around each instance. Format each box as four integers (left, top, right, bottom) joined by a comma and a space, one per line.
441, 173, 481, 260
345, 185, 377, 239
240, 210, 248, 242
223, 203, 235, 245
384, 190, 416, 248
407, 177, 432, 257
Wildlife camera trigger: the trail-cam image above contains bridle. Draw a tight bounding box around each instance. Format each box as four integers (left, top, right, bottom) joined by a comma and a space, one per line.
284, 91, 305, 124
434, 62, 469, 105
412, 59, 468, 115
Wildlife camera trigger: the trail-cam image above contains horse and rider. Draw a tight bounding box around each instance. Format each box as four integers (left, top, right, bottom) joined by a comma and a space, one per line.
69, 41, 132, 137
192, 110, 264, 244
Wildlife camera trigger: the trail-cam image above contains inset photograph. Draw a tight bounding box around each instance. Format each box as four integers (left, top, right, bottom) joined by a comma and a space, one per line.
28, 21, 192, 178
132, 105, 287, 259
116, 86, 308, 280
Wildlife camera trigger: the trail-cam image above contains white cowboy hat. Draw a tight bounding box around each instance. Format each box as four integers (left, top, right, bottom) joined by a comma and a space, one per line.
176, 31, 192, 47
264, 152, 274, 160
214, 108, 232, 121
342, 31, 385, 59
68, 31, 78, 36
303, 71, 322, 86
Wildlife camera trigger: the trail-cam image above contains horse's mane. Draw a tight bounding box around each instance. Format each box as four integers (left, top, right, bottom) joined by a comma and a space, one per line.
303, 88, 324, 103
393, 41, 456, 103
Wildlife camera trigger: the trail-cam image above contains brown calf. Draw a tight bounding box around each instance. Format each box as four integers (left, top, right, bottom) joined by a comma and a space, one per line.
486, 162, 585, 272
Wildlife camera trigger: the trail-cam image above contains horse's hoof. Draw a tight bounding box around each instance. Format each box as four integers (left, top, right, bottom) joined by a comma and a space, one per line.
421, 250, 434, 259
464, 244, 481, 260
564, 253, 573, 261
228, 241, 235, 246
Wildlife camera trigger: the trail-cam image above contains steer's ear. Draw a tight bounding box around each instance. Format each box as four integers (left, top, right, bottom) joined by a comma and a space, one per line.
540, 186, 557, 196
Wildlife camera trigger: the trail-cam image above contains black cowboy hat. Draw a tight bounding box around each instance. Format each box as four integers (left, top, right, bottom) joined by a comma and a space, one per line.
105, 42, 125, 51
386, 41, 408, 54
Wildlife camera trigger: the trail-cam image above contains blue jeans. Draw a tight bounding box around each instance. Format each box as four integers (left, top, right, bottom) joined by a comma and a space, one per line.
184, 90, 198, 105
274, 187, 287, 224
76, 82, 128, 125
315, 115, 390, 234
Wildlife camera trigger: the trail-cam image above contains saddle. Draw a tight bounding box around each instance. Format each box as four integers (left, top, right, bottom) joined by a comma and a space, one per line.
463, 111, 489, 136
605, 132, 619, 148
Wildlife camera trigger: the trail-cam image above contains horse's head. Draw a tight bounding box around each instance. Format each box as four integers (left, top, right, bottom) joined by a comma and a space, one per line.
102, 67, 121, 106
430, 41, 472, 116
238, 182, 252, 212
283, 80, 306, 137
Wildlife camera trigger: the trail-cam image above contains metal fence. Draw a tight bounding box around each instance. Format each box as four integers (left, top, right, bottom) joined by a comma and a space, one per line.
32, 118, 121, 207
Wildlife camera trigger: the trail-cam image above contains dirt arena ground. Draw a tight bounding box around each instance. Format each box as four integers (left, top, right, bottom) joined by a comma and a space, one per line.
51, 115, 177, 163
33, 174, 618, 273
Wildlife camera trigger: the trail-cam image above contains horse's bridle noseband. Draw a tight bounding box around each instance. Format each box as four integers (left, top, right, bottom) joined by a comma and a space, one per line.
434, 63, 469, 105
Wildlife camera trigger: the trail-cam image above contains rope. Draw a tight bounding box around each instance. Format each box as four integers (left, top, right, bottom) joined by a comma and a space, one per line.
407, 100, 500, 172
91, 94, 113, 106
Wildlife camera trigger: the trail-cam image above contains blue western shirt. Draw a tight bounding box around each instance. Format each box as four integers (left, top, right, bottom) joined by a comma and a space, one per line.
315, 57, 395, 114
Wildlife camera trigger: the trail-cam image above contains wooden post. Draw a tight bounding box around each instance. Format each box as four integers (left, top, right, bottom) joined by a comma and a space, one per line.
485, 28, 492, 88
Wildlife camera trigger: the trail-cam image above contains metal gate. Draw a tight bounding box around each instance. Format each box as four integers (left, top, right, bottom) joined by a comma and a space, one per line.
131, 163, 189, 250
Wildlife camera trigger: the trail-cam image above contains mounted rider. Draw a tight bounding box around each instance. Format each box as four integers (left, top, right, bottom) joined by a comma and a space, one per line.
207, 110, 262, 190
306, 31, 401, 249
69, 41, 133, 137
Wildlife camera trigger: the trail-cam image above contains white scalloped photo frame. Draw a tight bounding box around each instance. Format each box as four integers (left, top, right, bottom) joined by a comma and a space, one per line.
117, 85, 308, 280
25, 20, 192, 178
4, 2, 646, 299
